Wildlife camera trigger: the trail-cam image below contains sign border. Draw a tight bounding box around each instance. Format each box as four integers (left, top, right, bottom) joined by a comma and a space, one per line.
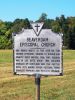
12, 30, 63, 76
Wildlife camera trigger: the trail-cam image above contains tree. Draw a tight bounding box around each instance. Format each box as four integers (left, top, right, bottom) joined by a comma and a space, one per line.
42, 19, 53, 29
11, 18, 30, 33
37, 13, 47, 22
0, 21, 7, 35
0, 14, 75, 49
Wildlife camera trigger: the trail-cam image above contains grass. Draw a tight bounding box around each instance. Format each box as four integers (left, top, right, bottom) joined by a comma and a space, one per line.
0, 50, 75, 100
0, 50, 12, 63
63, 50, 75, 62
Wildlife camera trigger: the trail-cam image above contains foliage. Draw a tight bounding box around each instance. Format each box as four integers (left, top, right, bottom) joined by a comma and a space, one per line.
37, 13, 47, 22
0, 14, 75, 49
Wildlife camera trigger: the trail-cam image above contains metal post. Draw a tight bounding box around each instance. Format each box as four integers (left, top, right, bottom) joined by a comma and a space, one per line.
35, 75, 41, 100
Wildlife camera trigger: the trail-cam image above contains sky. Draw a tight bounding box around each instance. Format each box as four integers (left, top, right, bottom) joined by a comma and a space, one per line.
0, 0, 75, 22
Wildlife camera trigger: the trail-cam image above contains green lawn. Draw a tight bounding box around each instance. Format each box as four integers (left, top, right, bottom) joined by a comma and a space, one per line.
0, 50, 75, 100
63, 50, 75, 61
0, 50, 12, 63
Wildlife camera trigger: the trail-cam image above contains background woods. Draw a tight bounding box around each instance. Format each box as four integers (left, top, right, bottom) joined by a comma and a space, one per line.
0, 14, 75, 49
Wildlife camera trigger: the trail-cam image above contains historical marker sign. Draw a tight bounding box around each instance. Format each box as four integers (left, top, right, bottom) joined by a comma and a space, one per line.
13, 23, 63, 76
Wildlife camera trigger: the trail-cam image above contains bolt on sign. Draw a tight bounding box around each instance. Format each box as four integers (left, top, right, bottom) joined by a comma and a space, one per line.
12, 23, 63, 76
